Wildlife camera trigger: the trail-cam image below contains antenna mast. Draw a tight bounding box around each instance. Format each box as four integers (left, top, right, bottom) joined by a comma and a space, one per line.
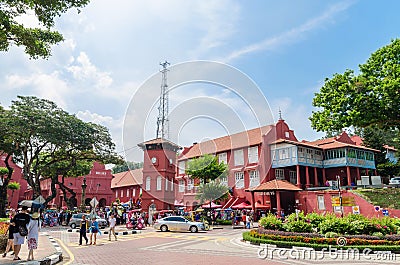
156, 61, 170, 139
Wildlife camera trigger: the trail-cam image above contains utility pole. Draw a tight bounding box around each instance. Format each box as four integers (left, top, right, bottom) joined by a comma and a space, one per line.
156, 61, 170, 139
336, 175, 343, 217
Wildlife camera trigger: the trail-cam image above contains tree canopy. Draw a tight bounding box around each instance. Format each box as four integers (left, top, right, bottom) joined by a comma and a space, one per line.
0, 0, 90, 59
310, 39, 400, 135
0, 96, 121, 215
195, 180, 229, 205
186, 154, 228, 184
112, 161, 143, 174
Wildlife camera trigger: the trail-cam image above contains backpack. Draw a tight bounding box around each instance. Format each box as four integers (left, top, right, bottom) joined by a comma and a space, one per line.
18, 225, 28, 236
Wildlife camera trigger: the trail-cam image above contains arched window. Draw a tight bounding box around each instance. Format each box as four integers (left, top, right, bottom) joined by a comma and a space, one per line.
165, 177, 168, 191
156, 176, 162, 191
145, 176, 151, 191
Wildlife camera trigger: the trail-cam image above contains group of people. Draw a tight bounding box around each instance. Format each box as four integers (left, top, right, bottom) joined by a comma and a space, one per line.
78, 213, 117, 246
2, 206, 40, 261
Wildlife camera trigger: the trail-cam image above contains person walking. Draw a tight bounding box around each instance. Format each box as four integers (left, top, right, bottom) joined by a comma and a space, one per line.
27, 212, 40, 261
89, 217, 100, 245
2, 209, 16, 258
10, 206, 30, 261
79, 215, 89, 246
108, 213, 117, 241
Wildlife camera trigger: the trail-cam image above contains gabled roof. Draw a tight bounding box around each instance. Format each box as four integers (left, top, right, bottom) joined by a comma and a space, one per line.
111, 168, 143, 189
179, 125, 273, 160
246, 179, 302, 192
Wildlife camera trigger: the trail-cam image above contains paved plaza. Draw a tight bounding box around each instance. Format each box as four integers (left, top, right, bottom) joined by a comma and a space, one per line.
3, 225, 398, 265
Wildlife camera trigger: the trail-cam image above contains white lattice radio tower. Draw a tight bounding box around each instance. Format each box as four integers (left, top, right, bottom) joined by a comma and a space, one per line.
156, 61, 170, 139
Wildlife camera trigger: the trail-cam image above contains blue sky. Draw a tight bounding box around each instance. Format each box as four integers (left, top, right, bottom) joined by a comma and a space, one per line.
1, 0, 399, 161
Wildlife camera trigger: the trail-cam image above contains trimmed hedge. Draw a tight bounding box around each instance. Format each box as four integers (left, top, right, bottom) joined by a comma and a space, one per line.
243, 231, 400, 252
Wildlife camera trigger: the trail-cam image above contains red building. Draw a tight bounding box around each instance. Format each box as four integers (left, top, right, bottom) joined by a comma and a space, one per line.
176, 118, 380, 214
111, 169, 143, 207
34, 162, 114, 208
0, 154, 27, 209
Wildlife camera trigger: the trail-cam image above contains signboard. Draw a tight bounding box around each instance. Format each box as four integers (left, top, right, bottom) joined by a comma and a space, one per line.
352, 206, 360, 214
90, 197, 99, 208
361, 176, 370, 185
331, 196, 355, 206
371, 176, 382, 185
382, 209, 389, 216
374, 205, 381, 212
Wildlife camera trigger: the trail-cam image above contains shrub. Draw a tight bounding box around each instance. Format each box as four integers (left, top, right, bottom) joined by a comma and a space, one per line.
372, 232, 384, 238
324, 232, 338, 238
306, 212, 325, 229
283, 219, 313, 233
258, 213, 283, 230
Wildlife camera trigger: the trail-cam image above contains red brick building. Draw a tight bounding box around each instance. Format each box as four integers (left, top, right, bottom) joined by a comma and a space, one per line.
0, 154, 27, 209
111, 169, 142, 207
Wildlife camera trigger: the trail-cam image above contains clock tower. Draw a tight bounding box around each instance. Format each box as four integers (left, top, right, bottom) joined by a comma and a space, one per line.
138, 138, 180, 211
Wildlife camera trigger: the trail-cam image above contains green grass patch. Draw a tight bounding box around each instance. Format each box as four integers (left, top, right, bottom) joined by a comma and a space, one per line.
351, 188, 400, 209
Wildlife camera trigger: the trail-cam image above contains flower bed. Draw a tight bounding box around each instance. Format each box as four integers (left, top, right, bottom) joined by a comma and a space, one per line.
0, 222, 9, 252
243, 212, 400, 252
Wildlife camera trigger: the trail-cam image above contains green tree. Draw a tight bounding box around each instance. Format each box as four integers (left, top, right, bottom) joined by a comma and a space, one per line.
195, 180, 229, 209
0, 0, 90, 59
112, 161, 143, 174
7, 181, 20, 207
310, 39, 400, 134
0, 96, 122, 215
186, 154, 227, 185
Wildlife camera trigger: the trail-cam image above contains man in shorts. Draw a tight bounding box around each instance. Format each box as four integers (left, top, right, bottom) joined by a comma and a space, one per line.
11, 206, 31, 261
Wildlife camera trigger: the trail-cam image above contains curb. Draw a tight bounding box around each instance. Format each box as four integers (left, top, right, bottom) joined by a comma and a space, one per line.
18, 235, 63, 265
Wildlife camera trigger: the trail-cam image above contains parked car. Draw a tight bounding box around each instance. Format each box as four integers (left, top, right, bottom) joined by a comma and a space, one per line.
389, 177, 400, 186
154, 216, 205, 233
69, 213, 107, 229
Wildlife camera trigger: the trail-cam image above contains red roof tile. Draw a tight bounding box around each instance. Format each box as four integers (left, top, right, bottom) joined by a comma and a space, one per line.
180, 125, 273, 159
111, 168, 143, 188
246, 179, 302, 192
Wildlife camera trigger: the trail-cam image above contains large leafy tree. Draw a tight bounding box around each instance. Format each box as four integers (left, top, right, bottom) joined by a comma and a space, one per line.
310, 39, 400, 134
0, 96, 121, 216
186, 154, 227, 185
112, 161, 143, 174
195, 180, 229, 209
0, 0, 90, 59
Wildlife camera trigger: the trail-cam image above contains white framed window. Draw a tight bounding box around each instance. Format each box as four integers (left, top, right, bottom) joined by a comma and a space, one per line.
187, 178, 194, 190
132, 188, 136, 197
235, 172, 244, 189
127, 188, 129, 197
219, 176, 228, 186
234, 149, 244, 166
115, 191, 118, 198
165, 178, 168, 191
145, 176, 151, 191
120, 190, 123, 198
248, 146, 259, 163
289, 171, 297, 184
178, 161, 185, 174
218, 152, 227, 164
156, 176, 162, 191
276, 169, 285, 180
171, 179, 174, 191
179, 180, 185, 192
279, 148, 289, 159
249, 170, 260, 188
317, 195, 325, 210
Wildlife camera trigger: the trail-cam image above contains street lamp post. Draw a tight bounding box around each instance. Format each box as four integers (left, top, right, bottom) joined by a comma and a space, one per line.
81, 176, 87, 212
336, 175, 344, 217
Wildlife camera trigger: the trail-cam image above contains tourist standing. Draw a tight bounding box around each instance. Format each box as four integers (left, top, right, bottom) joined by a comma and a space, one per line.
10, 206, 30, 261
2, 209, 15, 258
79, 215, 88, 245
89, 217, 100, 245
108, 213, 117, 241
27, 212, 40, 261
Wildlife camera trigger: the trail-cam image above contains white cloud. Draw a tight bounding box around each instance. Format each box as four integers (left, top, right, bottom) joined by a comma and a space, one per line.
222, 1, 355, 62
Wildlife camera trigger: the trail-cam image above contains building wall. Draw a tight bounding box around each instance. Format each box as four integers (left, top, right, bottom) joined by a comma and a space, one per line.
0, 154, 27, 209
